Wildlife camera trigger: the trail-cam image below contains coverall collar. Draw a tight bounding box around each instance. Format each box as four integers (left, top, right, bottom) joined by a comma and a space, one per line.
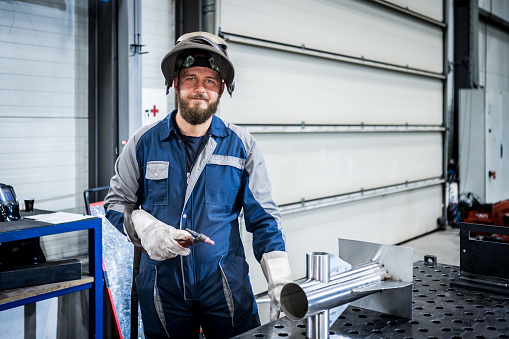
161, 109, 230, 141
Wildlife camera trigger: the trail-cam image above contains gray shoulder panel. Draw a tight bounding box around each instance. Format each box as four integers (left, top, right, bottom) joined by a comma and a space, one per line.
225, 120, 282, 229
104, 120, 162, 214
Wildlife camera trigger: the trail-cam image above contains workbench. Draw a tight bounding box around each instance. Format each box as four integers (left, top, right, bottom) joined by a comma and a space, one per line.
235, 260, 509, 338
0, 210, 103, 339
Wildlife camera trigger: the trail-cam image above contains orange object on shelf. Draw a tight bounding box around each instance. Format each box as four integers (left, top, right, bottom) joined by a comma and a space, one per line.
493, 200, 509, 227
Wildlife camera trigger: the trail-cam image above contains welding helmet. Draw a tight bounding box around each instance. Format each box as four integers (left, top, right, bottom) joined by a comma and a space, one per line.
161, 31, 235, 96
0, 184, 22, 222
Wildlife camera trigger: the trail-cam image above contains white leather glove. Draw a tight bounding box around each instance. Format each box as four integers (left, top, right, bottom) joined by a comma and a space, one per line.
131, 209, 192, 261
260, 251, 293, 322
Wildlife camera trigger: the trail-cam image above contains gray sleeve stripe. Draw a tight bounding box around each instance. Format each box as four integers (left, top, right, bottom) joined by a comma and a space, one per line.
108, 203, 125, 214
104, 122, 155, 211
208, 154, 246, 170
226, 122, 283, 229
244, 142, 282, 229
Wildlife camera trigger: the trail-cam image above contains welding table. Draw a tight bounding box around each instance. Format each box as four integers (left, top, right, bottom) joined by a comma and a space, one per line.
235, 260, 509, 338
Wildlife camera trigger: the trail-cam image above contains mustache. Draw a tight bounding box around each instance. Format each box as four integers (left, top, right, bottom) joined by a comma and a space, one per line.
187, 94, 209, 101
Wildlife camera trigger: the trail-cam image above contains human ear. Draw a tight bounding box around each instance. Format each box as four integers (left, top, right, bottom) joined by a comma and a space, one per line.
219, 82, 225, 96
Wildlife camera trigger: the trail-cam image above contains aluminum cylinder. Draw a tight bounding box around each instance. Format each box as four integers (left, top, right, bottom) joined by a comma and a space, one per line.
305, 252, 331, 339
281, 262, 387, 321
307, 310, 329, 339
306, 252, 330, 283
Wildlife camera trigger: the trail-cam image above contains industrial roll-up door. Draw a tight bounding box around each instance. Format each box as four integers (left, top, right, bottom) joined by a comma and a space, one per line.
215, 0, 447, 292
0, 1, 90, 336
0, 1, 89, 212
478, 0, 509, 92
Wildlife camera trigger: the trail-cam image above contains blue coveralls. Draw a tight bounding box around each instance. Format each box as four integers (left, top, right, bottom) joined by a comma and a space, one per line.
104, 110, 286, 338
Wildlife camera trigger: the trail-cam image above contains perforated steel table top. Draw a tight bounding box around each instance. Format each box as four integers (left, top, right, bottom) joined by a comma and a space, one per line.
235, 261, 509, 338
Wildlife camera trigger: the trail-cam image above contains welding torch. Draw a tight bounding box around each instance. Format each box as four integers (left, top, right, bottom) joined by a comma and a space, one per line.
178, 228, 215, 247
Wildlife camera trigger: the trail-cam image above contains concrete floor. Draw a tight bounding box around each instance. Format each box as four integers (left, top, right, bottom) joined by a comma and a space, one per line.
256, 227, 462, 325
401, 227, 461, 267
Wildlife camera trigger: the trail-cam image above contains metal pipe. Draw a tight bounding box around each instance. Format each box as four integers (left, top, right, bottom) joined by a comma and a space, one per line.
240, 124, 446, 134
221, 33, 445, 80
306, 252, 330, 283
307, 311, 329, 339
202, 0, 215, 34
369, 0, 446, 27
278, 178, 444, 216
305, 252, 330, 339
298, 261, 383, 292
281, 262, 388, 321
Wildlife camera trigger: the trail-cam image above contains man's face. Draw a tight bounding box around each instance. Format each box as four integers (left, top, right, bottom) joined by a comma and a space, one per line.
174, 66, 224, 125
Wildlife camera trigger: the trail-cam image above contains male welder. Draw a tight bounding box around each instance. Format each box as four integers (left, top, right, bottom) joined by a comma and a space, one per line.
104, 32, 293, 338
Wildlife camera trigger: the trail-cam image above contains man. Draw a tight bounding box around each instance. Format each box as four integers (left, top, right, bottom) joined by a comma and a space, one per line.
104, 32, 293, 338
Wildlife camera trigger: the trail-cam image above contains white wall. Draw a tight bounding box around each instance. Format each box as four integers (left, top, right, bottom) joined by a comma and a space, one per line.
141, 0, 174, 127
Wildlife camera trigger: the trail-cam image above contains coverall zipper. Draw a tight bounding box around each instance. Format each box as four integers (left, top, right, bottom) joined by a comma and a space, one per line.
174, 133, 189, 300
176, 131, 211, 300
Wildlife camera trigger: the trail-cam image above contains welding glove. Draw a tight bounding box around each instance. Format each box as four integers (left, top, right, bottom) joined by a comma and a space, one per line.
131, 209, 191, 261
260, 251, 293, 322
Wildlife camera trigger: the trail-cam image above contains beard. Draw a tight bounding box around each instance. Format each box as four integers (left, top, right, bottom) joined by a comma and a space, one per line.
177, 91, 220, 125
